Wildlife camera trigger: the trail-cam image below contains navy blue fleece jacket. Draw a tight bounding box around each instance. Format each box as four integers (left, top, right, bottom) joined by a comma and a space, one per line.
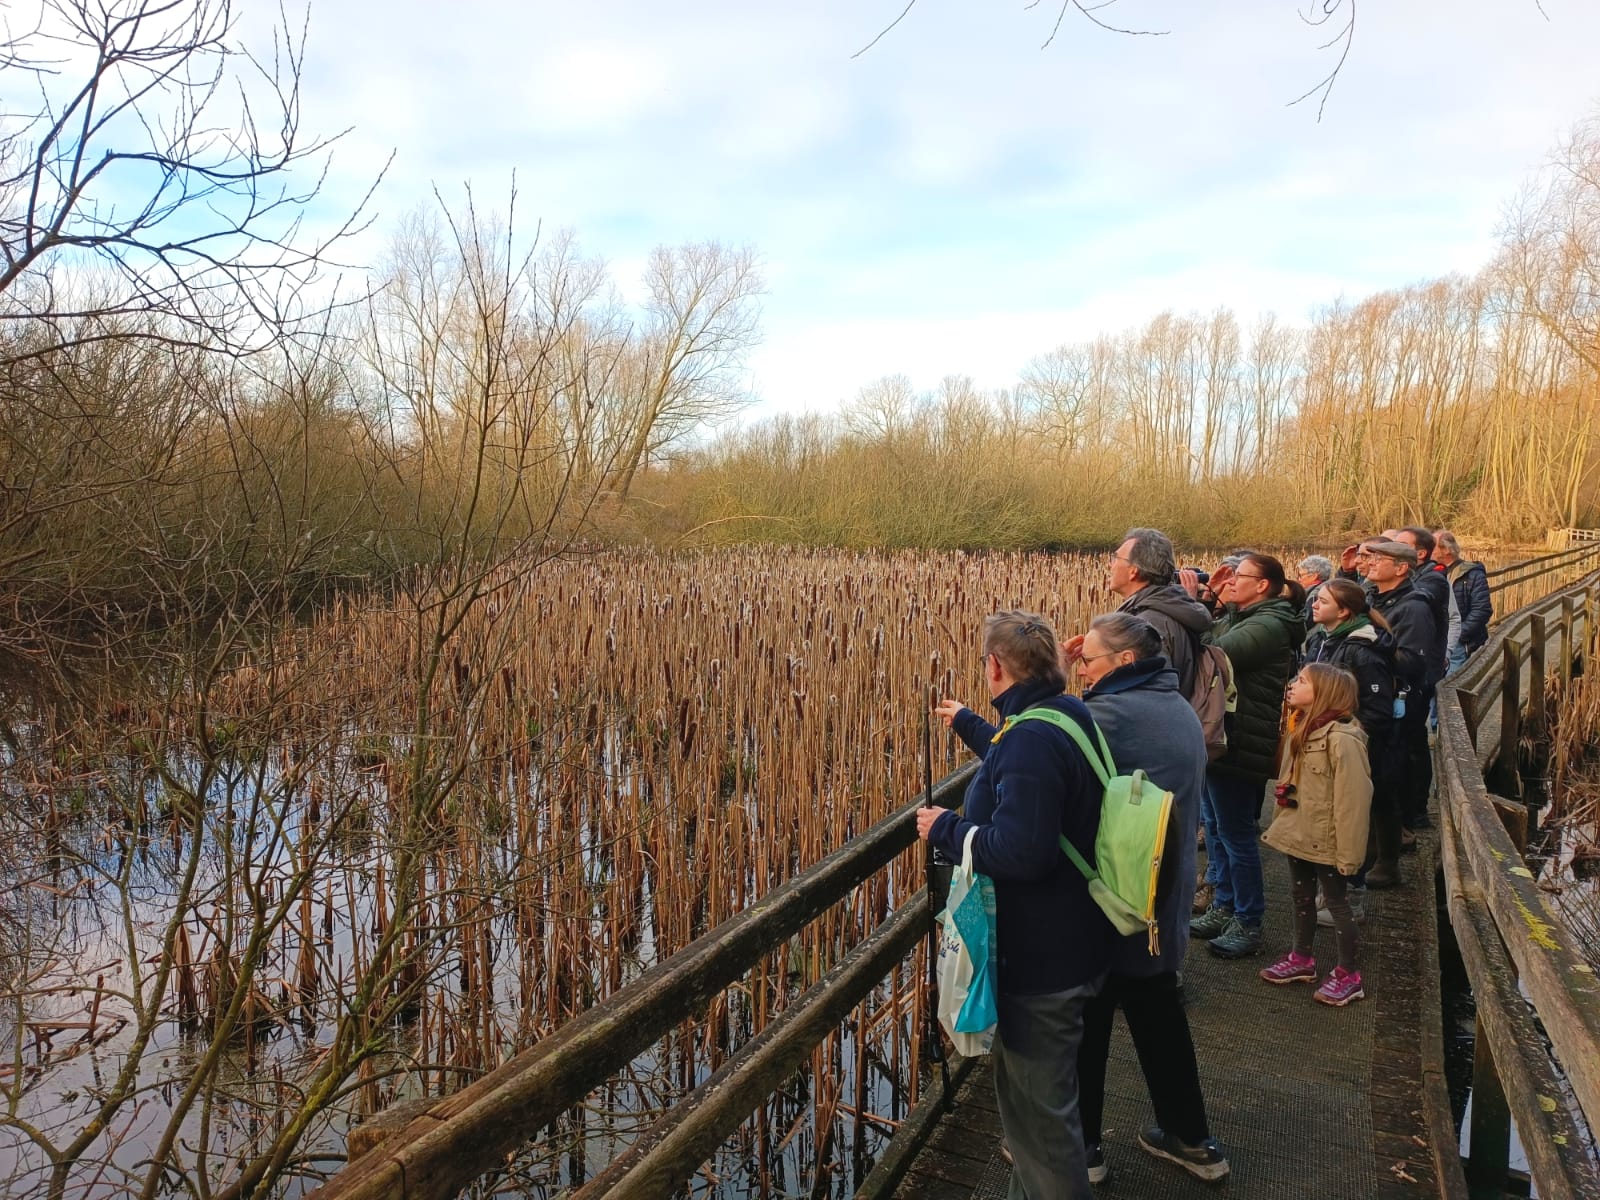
928, 677, 1114, 996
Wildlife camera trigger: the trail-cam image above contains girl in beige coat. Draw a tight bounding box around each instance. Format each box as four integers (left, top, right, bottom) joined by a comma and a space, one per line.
1258, 664, 1374, 1006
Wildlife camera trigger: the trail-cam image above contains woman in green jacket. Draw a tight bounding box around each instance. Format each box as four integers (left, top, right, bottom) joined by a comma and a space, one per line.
1188, 553, 1306, 958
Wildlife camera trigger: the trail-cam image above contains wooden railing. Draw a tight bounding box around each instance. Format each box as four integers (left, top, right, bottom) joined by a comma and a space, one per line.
1433, 541, 1600, 1199
308, 763, 976, 1200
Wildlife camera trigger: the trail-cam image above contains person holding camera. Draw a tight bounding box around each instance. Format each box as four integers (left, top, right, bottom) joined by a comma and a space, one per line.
1185, 554, 1305, 959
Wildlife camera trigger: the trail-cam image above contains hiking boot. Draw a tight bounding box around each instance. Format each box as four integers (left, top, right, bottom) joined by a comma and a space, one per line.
1189, 906, 1233, 940
1365, 860, 1402, 889
1207, 917, 1264, 958
1192, 881, 1215, 915
1318, 886, 1366, 926
1315, 966, 1366, 1006
1137, 1125, 1230, 1182
1086, 1142, 1108, 1185
1259, 951, 1318, 984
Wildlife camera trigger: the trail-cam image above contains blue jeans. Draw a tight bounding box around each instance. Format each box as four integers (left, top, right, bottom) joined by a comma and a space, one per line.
1204, 768, 1267, 923
1447, 643, 1469, 676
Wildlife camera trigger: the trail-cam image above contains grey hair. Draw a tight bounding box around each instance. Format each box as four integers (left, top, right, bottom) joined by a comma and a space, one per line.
1435, 530, 1460, 557
1297, 555, 1334, 582
1089, 612, 1163, 660
1121, 527, 1176, 586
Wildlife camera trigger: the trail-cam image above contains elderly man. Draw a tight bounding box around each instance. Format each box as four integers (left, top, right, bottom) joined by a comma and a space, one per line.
1393, 527, 1451, 685
1433, 530, 1492, 674
1364, 541, 1438, 884
1296, 555, 1334, 630
1089, 527, 1215, 696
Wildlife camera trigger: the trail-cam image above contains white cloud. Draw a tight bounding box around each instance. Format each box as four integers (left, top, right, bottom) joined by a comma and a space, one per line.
226, 0, 1600, 413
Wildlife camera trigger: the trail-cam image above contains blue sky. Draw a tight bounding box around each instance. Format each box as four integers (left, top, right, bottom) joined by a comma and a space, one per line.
261, 0, 1600, 416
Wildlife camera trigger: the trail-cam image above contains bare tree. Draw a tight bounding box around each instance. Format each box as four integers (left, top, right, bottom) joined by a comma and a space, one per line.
0, 0, 373, 365
604, 242, 764, 503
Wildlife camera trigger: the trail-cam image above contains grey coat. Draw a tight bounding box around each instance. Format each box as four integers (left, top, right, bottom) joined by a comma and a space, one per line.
1083, 656, 1208, 976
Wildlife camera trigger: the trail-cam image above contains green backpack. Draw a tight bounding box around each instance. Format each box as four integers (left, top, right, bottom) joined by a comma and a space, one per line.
995, 706, 1175, 956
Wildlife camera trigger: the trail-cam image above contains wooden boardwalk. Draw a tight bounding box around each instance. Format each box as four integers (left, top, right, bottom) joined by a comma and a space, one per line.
891, 830, 1444, 1199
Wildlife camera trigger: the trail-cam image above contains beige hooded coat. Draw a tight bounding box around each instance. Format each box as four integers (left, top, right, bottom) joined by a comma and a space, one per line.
1262, 718, 1373, 875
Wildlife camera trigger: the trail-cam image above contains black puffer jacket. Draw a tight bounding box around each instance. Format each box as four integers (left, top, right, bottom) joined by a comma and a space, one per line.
1409, 566, 1451, 679
1118, 583, 1215, 696
1370, 579, 1439, 689
1444, 560, 1493, 650
1209, 596, 1304, 781
1305, 619, 1395, 739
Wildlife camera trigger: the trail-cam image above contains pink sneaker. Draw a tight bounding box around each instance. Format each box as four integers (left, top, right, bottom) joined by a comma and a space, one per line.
1315, 966, 1366, 1006
1259, 951, 1317, 984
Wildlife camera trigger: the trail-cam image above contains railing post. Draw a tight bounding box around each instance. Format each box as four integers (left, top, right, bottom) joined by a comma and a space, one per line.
1528, 615, 1547, 739
1561, 596, 1575, 685
1465, 1012, 1514, 1199
1490, 641, 1522, 799
1460, 688, 1481, 747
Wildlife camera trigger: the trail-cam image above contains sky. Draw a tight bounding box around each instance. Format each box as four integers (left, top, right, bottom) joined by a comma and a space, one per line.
245, 0, 1600, 417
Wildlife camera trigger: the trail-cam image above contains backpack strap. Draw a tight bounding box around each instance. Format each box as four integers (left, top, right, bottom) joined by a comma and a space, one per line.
996, 705, 1117, 784
992, 706, 1116, 882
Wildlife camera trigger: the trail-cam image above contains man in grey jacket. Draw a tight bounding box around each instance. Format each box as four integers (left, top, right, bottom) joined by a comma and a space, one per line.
1090, 527, 1215, 697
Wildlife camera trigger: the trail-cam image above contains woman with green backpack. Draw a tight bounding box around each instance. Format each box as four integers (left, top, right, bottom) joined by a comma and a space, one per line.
919, 609, 1115, 1199
1072, 613, 1229, 1184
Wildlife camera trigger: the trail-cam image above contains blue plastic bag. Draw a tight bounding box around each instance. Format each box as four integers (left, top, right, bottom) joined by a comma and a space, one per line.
936, 827, 998, 1056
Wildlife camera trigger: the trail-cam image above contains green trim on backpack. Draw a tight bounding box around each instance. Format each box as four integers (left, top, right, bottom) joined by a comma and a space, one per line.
996, 706, 1175, 955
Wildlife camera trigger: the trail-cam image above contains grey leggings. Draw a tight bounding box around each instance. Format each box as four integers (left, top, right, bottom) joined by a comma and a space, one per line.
1289, 855, 1358, 971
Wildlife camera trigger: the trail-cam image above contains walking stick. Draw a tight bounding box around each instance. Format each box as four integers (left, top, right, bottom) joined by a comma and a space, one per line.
922, 698, 953, 1109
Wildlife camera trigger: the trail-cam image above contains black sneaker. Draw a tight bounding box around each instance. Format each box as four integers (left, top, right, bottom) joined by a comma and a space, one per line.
1086, 1142, 1108, 1185
1137, 1125, 1230, 1182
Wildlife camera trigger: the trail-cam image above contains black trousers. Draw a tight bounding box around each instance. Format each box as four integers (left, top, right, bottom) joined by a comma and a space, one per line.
1077, 970, 1210, 1149
1398, 684, 1434, 827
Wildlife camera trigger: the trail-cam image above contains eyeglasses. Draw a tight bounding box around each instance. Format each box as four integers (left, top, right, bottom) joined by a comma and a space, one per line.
1080, 650, 1121, 662
1110, 554, 1134, 566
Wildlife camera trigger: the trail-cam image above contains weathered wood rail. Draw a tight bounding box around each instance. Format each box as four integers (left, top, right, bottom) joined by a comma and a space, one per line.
1434, 541, 1600, 1199
308, 761, 976, 1200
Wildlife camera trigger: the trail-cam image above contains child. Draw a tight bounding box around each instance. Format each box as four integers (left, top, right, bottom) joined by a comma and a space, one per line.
1258, 663, 1374, 1006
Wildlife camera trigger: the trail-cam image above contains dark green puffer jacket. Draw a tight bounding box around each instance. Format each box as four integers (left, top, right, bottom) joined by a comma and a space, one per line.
1209, 596, 1304, 781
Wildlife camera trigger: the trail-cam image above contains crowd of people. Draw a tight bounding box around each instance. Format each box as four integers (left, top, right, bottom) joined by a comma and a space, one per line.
913, 525, 1491, 1198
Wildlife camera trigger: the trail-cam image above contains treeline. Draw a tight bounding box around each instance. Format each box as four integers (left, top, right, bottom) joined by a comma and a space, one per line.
641, 112, 1600, 550
0, 216, 760, 662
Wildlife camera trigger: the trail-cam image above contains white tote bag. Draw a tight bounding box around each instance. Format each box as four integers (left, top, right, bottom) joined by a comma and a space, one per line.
936, 826, 998, 1057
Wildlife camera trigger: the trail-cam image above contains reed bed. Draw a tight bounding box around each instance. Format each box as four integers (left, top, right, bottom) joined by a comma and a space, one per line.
3, 547, 1120, 1196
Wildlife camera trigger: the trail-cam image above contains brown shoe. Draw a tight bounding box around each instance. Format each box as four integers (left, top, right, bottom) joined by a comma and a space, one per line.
1366, 860, 1402, 889
1192, 881, 1215, 914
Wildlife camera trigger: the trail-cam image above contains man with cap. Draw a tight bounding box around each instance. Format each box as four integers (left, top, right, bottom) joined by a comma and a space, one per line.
1364, 540, 1437, 885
